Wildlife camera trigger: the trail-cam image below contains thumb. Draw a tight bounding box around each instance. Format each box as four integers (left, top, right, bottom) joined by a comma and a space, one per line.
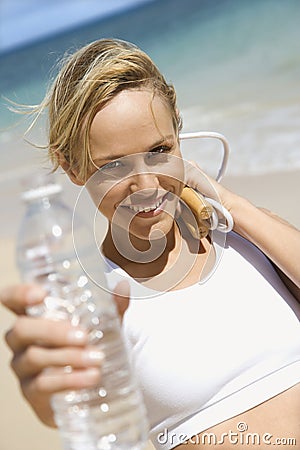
113, 280, 130, 322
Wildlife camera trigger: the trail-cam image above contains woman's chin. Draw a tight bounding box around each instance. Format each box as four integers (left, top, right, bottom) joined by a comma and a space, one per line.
129, 217, 175, 243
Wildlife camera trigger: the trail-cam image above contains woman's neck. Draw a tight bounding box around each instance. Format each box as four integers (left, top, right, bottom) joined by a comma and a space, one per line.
102, 222, 179, 276
101, 219, 215, 291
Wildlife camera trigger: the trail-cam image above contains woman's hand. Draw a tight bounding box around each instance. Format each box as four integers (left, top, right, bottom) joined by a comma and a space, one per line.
184, 159, 241, 214
0, 282, 130, 427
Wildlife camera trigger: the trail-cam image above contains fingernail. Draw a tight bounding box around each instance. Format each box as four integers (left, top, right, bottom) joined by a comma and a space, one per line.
26, 286, 46, 303
82, 350, 105, 365
67, 328, 87, 344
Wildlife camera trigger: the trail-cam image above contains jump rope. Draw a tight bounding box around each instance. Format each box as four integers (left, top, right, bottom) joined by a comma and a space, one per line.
179, 132, 234, 239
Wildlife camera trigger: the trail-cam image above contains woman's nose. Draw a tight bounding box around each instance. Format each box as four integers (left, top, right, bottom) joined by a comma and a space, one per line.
129, 170, 160, 193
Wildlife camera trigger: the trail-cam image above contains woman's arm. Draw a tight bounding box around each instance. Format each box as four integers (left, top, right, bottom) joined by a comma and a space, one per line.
185, 164, 300, 294
228, 194, 300, 295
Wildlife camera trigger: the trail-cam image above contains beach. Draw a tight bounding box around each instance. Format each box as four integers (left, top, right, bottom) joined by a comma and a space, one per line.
0, 168, 299, 450
222, 170, 300, 229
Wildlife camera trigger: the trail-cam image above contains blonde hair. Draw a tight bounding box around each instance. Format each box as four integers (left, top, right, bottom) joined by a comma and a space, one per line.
33, 38, 182, 181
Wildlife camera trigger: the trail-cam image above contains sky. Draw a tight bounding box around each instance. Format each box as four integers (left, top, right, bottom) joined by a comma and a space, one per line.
0, 0, 153, 53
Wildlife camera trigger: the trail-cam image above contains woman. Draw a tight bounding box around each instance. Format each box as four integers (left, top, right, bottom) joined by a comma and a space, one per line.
1, 39, 300, 449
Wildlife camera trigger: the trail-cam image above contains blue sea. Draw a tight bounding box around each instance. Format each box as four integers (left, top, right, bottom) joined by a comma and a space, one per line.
0, 0, 300, 185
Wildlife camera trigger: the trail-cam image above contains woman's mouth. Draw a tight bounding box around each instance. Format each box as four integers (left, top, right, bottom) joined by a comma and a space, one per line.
122, 193, 170, 218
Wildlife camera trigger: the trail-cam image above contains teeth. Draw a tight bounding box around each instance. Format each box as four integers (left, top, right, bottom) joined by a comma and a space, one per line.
127, 196, 164, 213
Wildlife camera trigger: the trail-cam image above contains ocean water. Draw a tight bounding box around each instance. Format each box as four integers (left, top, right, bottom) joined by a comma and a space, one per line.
0, 0, 300, 185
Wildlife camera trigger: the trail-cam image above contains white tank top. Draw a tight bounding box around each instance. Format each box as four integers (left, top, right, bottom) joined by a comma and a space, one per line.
104, 232, 300, 449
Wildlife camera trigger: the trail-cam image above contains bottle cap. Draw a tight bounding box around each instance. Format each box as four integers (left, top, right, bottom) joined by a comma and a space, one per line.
20, 172, 62, 202
21, 183, 62, 201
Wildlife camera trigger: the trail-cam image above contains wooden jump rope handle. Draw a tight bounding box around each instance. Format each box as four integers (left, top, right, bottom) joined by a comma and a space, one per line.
180, 186, 213, 239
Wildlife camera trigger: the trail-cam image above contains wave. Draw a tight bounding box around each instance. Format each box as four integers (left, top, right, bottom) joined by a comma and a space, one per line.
181, 102, 300, 176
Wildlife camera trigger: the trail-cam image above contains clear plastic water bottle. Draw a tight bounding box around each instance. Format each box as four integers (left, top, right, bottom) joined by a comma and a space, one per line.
16, 173, 149, 450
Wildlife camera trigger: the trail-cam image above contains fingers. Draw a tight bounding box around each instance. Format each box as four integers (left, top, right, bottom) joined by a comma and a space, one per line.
113, 280, 130, 322
184, 160, 237, 215
23, 367, 101, 395
21, 366, 101, 427
1, 283, 108, 429
0, 284, 46, 315
184, 160, 220, 199
5, 316, 88, 353
11, 344, 104, 378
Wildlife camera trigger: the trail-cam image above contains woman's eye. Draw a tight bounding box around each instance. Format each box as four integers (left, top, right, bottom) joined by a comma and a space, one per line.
146, 146, 171, 164
151, 146, 170, 154
148, 146, 171, 157
95, 159, 126, 182
100, 160, 122, 171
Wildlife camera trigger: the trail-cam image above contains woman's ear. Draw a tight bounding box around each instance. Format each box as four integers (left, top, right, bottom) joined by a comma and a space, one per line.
55, 150, 84, 186
175, 108, 182, 141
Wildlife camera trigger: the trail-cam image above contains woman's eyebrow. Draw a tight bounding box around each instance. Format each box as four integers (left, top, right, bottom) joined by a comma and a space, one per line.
93, 135, 174, 164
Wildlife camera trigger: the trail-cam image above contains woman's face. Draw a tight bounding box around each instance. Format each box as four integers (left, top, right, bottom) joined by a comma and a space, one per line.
86, 89, 184, 243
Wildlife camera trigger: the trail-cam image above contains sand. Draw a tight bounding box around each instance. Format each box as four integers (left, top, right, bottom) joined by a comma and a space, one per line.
0, 169, 299, 450
222, 170, 300, 229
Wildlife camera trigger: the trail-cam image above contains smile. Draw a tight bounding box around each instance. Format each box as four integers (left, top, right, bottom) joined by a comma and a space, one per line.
120, 192, 171, 218
127, 196, 164, 213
